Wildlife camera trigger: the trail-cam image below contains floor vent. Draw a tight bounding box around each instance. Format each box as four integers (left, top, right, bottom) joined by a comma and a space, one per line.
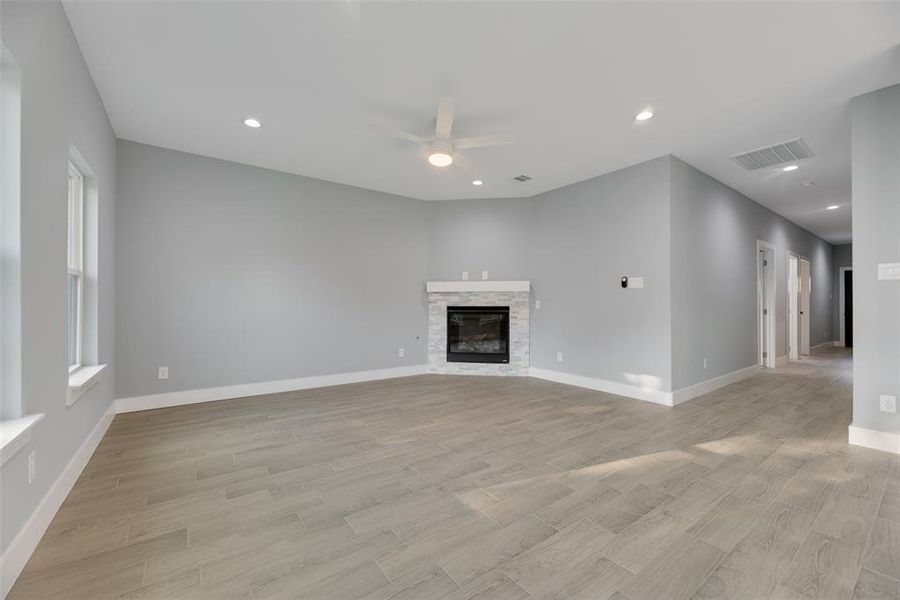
512, 174, 532, 182
730, 138, 814, 171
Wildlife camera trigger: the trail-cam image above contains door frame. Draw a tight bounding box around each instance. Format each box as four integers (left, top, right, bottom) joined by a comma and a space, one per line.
839, 266, 852, 347
788, 254, 799, 360
787, 251, 811, 359
757, 240, 777, 368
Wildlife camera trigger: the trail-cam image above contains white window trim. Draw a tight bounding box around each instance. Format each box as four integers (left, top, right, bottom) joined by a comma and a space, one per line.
0, 413, 44, 466
68, 162, 84, 371
67, 363, 107, 406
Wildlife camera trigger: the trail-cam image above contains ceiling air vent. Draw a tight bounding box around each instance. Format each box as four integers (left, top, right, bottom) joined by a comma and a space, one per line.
730, 138, 814, 171
512, 174, 532, 182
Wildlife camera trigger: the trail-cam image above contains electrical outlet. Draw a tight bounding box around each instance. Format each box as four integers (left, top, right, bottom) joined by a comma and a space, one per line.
481, 271, 488, 280
28, 451, 36, 484
462, 271, 469, 280
556, 352, 564, 363
158, 366, 169, 380
535, 300, 541, 310
880, 395, 897, 414
398, 348, 405, 358
703, 358, 708, 370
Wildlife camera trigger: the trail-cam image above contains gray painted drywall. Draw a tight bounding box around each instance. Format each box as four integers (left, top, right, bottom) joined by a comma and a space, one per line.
1, 1, 117, 554
670, 157, 835, 390
529, 157, 673, 392
832, 244, 852, 340
427, 197, 532, 282
850, 83, 900, 436
115, 141, 428, 398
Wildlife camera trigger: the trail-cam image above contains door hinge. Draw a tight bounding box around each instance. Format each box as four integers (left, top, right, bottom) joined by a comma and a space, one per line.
763, 351, 768, 358
763, 308, 768, 315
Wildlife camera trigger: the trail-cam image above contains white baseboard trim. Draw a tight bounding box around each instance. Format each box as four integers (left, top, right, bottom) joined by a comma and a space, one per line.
848, 423, 900, 455
811, 341, 838, 353
116, 364, 429, 414
529, 367, 673, 406
0, 401, 116, 599
834, 341, 845, 348
670, 365, 761, 406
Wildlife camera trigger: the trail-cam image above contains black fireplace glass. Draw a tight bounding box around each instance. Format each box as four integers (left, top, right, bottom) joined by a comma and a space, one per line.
446, 306, 510, 363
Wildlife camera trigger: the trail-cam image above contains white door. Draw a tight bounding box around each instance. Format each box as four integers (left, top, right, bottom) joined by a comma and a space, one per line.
758, 245, 775, 368
788, 255, 799, 360
799, 258, 811, 355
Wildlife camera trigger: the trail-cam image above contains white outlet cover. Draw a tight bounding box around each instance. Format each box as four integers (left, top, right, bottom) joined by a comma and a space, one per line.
556, 352, 563, 362
481, 271, 488, 280
880, 394, 897, 413
398, 348, 405, 358
535, 300, 541, 309
158, 366, 169, 380
462, 271, 469, 280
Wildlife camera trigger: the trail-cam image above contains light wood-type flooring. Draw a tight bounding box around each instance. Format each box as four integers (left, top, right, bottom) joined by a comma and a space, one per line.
10, 348, 900, 599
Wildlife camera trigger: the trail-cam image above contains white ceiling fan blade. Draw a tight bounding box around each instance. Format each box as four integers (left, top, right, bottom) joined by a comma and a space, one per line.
453, 151, 477, 175
373, 126, 428, 144
453, 134, 514, 150
435, 97, 455, 140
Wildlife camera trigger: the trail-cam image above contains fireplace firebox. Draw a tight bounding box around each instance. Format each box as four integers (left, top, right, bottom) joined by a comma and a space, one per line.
446, 306, 510, 363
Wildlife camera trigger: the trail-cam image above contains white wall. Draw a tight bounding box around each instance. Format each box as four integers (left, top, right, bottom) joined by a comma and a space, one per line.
0, 0, 117, 554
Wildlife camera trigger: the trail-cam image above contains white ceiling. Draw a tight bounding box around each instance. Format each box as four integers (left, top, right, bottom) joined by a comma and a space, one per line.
64, 2, 900, 243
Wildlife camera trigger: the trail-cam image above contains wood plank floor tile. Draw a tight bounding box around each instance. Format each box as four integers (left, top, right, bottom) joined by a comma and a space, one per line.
9, 349, 882, 599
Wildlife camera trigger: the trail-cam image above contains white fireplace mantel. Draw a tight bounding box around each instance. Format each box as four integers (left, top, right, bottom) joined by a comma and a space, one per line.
425, 280, 530, 293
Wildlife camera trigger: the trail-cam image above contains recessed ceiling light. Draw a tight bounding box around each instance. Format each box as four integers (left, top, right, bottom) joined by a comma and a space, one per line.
428, 152, 453, 168
783, 164, 799, 172
472, 180, 483, 186
635, 110, 654, 122
826, 205, 839, 210
243, 118, 262, 128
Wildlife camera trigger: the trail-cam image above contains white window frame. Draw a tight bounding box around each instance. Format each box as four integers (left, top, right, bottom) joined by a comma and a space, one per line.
67, 162, 84, 373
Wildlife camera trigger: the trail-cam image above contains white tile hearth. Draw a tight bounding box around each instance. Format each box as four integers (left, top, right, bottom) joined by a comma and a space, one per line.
427, 288, 530, 376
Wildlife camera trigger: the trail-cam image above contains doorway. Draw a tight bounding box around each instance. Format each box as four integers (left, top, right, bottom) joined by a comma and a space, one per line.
788, 253, 811, 360
840, 267, 853, 347
757, 241, 776, 368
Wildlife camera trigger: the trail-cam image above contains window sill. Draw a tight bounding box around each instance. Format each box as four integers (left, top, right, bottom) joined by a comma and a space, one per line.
0, 413, 45, 466
67, 364, 107, 407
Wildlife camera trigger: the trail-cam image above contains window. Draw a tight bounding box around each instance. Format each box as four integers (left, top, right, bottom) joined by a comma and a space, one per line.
67, 162, 84, 372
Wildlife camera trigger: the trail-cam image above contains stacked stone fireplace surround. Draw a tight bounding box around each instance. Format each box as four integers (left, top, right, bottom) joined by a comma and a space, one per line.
427, 289, 530, 376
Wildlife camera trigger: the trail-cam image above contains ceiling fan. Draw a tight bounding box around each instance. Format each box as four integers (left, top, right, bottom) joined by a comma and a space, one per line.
379, 97, 513, 173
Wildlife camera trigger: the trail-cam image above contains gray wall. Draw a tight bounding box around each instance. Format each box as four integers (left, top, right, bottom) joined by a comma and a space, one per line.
850, 83, 900, 436
427, 158, 674, 392
427, 197, 532, 282
832, 244, 852, 340
1, 1, 117, 554
529, 158, 673, 392
670, 157, 835, 390
115, 141, 428, 398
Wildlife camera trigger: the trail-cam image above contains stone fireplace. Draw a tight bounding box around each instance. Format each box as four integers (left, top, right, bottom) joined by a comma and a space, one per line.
426, 281, 530, 375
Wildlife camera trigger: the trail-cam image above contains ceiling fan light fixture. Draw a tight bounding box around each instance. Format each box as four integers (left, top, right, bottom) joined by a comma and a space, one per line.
428, 151, 453, 167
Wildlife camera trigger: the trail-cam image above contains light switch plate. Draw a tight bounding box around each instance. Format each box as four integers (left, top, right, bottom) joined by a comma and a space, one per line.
462, 271, 469, 281
535, 300, 541, 310
158, 366, 169, 380
880, 395, 897, 414
877, 263, 900, 280
628, 277, 645, 289
556, 352, 564, 363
